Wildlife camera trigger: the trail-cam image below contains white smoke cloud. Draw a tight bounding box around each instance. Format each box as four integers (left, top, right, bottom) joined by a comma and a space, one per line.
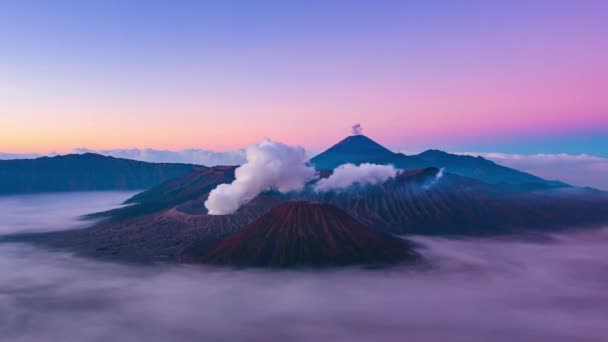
204, 139, 315, 215
314, 163, 399, 192
424, 168, 445, 189
351, 123, 363, 135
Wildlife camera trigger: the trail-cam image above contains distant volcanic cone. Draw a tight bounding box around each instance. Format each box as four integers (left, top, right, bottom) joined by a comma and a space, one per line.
202, 202, 417, 268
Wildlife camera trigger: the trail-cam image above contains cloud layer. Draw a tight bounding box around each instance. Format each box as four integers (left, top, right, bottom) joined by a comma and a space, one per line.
0, 152, 47, 160
0, 149, 246, 166
0, 191, 136, 235
464, 152, 608, 190
204, 139, 315, 215
315, 163, 399, 192
72, 148, 246, 166
2, 192, 608, 341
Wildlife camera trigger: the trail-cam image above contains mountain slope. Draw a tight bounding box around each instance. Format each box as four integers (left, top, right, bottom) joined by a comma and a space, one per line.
124, 166, 236, 205
414, 149, 569, 189
315, 168, 586, 235
200, 202, 416, 267
311, 134, 569, 188
8, 167, 608, 263
310, 135, 428, 171
87, 166, 238, 220
0, 153, 202, 194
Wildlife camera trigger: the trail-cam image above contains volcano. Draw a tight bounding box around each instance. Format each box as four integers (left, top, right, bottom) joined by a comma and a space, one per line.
14, 166, 608, 264
309, 134, 568, 188
201, 202, 416, 267
7, 136, 608, 266
310, 135, 427, 171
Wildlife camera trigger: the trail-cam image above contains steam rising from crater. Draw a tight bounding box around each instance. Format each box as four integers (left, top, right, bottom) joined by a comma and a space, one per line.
315, 163, 399, 192
424, 167, 445, 189
204, 139, 315, 215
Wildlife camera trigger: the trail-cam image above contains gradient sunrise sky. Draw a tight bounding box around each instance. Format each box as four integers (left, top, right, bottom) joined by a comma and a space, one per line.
1, 1, 607, 156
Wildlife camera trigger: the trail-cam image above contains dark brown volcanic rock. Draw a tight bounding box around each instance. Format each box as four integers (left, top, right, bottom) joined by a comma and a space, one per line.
320, 168, 608, 235
200, 202, 416, 267
30, 191, 288, 263
124, 165, 237, 206
84, 166, 239, 220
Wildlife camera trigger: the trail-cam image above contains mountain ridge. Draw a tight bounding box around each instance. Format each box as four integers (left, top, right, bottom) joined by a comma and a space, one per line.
0, 153, 203, 194
6, 165, 608, 264
311, 135, 570, 189
310, 135, 428, 170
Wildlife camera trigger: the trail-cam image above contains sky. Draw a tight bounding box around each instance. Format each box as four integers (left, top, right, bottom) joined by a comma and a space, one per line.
1, 0, 607, 156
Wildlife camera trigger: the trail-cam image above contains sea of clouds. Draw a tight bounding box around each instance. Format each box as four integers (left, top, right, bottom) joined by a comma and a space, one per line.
1, 192, 607, 341
466, 152, 608, 190
0, 191, 138, 235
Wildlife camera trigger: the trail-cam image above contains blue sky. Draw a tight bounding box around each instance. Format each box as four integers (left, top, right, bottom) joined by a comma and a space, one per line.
1, 0, 607, 155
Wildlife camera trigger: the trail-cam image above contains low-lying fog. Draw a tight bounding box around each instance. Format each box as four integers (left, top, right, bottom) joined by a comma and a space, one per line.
0, 191, 139, 235
1, 193, 607, 341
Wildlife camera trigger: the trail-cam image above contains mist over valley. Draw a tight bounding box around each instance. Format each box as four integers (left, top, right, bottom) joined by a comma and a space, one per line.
1, 192, 607, 341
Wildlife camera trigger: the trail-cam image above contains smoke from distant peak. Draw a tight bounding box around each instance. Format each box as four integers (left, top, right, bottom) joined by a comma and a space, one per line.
204, 139, 315, 215
351, 124, 363, 135
424, 168, 445, 189
436, 167, 444, 180
315, 163, 399, 192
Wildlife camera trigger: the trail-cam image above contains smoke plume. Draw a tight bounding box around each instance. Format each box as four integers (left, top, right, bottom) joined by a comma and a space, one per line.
315, 163, 399, 192
424, 168, 444, 189
351, 123, 363, 135
204, 139, 315, 215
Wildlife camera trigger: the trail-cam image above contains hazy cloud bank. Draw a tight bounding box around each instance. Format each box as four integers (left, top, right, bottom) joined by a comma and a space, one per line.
2, 219, 608, 340
72, 148, 247, 166
2, 191, 608, 341
0, 152, 47, 160
0, 192, 137, 235
315, 163, 399, 192
0, 149, 247, 166
463, 152, 608, 190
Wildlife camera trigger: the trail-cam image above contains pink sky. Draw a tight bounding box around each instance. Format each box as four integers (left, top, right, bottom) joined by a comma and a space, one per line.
1, 1, 606, 154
